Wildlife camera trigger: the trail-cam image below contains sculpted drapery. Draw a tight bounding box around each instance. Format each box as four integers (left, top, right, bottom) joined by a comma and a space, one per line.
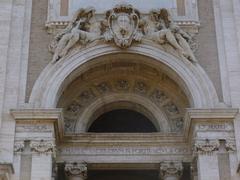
49, 4, 197, 63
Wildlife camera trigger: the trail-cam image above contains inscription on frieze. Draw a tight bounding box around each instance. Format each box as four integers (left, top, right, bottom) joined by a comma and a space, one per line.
59, 146, 189, 155
196, 123, 233, 131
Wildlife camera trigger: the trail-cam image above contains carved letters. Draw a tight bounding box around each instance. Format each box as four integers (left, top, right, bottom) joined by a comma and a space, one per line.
49, 4, 197, 63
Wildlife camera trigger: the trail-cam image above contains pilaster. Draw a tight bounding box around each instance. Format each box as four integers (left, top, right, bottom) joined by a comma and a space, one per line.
186, 108, 239, 180
11, 108, 63, 180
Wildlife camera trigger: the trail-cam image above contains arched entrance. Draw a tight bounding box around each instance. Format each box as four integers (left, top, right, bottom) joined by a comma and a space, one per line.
27, 44, 223, 180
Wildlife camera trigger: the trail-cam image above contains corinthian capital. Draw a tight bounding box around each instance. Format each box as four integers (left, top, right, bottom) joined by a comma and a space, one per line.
194, 139, 219, 154
160, 161, 183, 180
30, 140, 55, 154
65, 162, 87, 178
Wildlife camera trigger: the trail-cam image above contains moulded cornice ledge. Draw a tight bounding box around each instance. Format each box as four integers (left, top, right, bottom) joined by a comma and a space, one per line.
10, 108, 64, 141
10, 108, 63, 120
186, 108, 239, 120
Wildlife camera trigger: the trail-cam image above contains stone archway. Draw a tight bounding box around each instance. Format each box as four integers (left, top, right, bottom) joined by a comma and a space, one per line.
29, 44, 221, 109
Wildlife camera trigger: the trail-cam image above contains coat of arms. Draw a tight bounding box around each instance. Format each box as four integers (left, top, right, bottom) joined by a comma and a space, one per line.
103, 4, 143, 48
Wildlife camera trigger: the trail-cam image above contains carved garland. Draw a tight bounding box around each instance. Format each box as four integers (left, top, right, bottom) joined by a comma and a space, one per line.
193, 138, 237, 154
30, 140, 55, 154
49, 4, 197, 63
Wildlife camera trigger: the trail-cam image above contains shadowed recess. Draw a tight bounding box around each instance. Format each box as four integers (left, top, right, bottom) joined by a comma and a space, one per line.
88, 109, 158, 133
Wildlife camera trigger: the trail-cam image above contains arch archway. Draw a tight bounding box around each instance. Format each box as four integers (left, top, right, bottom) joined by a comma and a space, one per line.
29, 44, 220, 110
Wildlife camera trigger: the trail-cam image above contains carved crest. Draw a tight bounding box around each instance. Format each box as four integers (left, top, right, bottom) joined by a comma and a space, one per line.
104, 4, 142, 48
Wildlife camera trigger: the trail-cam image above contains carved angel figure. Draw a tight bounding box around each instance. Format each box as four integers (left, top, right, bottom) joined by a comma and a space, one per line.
49, 7, 101, 63
143, 8, 197, 62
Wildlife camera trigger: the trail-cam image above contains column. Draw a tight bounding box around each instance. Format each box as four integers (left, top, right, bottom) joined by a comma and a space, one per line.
159, 161, 183, 180
194, 139, 220, 180
65, 163, 87, 180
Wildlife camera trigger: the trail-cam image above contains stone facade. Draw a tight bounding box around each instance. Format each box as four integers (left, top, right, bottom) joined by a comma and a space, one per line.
0, 0, 240, 180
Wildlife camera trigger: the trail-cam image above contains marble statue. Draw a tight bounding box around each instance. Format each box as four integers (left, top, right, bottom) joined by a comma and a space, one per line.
143, 8, 197, 62
49, 5, 197, 63
49, 7, 101, 63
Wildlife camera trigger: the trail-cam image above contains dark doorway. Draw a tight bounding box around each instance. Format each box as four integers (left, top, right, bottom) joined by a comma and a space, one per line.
88, 170, 159, 180
88, 109, 158, 133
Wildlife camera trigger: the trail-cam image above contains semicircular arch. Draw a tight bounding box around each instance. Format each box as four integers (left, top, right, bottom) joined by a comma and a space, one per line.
29, 44, 221, 109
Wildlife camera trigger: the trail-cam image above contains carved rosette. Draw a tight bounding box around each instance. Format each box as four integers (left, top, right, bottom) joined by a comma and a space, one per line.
194, 139, 220, 154
30, 140, 55, 154
160, 161, 183, 179
14, 141, 25, 154
65, 162, 87, 178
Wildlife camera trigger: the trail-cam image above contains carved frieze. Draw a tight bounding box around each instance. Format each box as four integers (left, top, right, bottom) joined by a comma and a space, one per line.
30, 140, 55, 154
49, 4, 197, 63
194, 139, 220, 154
62, 78, 185, 133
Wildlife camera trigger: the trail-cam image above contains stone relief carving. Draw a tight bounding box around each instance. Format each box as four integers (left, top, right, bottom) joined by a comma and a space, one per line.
194, 139, 220, 154
14, 141, 25, 153
171, 118, 184, 132
49, 4, 197, 63
102, 4, 143, 48
160, 161, 183, 179
65, 162, 87, 178
62, 78, 185, 133
49, 7, 101, 63
30, 140, 55, 154
225, 139, 237, 152
134, 81, 148, 94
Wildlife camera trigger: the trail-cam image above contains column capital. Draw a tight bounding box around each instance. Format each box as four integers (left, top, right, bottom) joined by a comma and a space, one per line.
193, 139, 219, 155
160, 161, 183, 179
30, 139, 55, 154
65, 162, 87, 178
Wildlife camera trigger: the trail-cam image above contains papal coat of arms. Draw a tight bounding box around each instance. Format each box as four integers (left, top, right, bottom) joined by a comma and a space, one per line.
103, 4, 143, 48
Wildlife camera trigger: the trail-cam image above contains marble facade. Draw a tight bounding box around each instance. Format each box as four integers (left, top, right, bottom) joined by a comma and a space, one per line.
0, 0, 240, 179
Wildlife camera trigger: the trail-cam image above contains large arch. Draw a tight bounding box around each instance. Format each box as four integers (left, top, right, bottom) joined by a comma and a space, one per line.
29, 44, 221, 109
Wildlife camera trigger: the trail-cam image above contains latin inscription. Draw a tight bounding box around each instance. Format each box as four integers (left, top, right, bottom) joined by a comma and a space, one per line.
60, 146, 189, 155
